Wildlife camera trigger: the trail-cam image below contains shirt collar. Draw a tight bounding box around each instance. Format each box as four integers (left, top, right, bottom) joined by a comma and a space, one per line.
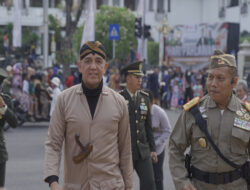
126, 88, 138, 98
207, 94, 237, 112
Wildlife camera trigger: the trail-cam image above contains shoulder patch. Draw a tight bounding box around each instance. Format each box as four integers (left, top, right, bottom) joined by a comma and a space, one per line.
244, 101, 250, 112
183, 97, 200, 111
139, 90, 149, 96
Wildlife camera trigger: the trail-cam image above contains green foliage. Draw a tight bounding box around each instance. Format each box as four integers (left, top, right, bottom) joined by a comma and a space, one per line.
148, 41, 159, 66
95, 6, 137, 61
22, 27, 39, 47
48, 14, 62, 44
72, 6, 137, 62
73, 25, 83, 54
56, 48, 76, 65
240, 36, 250, 43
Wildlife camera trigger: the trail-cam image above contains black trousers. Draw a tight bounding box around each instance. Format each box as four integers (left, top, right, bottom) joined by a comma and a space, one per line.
0, 162, 6, 187
153, 151, 165, 190
134, 157, 156, 190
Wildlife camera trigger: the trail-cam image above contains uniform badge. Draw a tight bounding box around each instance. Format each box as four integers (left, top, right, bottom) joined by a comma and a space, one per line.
199, 138, 207, 148
140, 105, 148, 111
234, 117, 250, 131
236, 110, 243, 117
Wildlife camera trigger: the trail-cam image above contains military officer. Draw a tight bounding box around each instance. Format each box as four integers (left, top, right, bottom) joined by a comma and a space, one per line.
119, 61, 157, 190
169, 49, 250, 190
0, 68, 18, 189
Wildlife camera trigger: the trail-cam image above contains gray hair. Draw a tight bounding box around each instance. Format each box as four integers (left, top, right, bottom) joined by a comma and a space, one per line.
236, 79, 248, 92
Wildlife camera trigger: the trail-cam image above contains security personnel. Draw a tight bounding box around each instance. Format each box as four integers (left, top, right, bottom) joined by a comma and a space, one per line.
169, 50, 250, 190
119, 61, 157, 190
0, 68, 18, 189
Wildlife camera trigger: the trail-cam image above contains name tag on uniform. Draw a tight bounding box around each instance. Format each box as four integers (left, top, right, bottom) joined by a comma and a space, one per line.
234, 117, 250, 131
140, 105, 148, 111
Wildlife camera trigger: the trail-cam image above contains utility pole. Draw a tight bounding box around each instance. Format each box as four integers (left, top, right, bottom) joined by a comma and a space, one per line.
43, 0, 49, 68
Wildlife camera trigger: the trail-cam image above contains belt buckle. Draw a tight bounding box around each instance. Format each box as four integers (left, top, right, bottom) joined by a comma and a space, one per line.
213, 173, 224, 185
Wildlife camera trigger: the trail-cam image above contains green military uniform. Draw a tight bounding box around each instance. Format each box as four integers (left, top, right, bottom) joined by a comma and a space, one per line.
119, 62, 156, 190
0, 68, 18, 187
169, 50, 250, 190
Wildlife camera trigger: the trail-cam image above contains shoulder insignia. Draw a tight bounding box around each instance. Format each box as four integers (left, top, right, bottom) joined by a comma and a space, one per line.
183, 97, 200, 111
244, 101, 250, 112
139, 90, 149, 96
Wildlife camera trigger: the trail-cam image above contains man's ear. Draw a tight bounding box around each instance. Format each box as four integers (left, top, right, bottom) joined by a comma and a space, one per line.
77, 60, 82, 73
232, 76, 238, 87
104, 62, 109, 72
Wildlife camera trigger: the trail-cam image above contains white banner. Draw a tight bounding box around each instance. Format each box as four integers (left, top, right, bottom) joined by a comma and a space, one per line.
136, 0, 144, 60
81, 0, 95, 46
166, 23, 229, 57
13, 0, 22, 47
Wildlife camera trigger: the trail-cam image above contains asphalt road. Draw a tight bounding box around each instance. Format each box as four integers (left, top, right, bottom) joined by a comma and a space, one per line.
4, 109, 181, 190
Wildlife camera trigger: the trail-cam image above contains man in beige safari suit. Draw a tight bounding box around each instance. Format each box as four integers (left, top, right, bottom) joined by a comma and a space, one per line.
44, 41, 133, 190
169, 49, 250, 190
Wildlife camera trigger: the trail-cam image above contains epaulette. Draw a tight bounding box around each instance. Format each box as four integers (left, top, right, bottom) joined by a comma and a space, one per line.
139, 90, 149, 96
244, 101, 250, 112
118, 90, 123, 94
183, 97, 200, 111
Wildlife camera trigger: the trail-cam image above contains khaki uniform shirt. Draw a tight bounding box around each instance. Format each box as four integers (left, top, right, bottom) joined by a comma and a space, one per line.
169, 94, 250, 190
44, 84, 133, 190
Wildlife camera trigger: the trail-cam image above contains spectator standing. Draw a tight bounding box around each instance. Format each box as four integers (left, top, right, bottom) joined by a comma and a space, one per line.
148, 68, 160, 104
49, 77, 61, 117
236, 79, 248, 102
146, 89, 172, 190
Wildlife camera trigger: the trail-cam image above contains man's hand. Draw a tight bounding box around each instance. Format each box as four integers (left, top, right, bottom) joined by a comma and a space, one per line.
150, 152, 158, 163
50, 182, 62, 190
183, 184, 197, 190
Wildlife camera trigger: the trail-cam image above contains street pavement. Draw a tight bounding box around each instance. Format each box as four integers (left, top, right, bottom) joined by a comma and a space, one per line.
4, 109, 181, 190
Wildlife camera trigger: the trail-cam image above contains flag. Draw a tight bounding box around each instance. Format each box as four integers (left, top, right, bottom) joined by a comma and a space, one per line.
136, 0, 144, 61
81, 0, 96, 46
13, 0, 22, 47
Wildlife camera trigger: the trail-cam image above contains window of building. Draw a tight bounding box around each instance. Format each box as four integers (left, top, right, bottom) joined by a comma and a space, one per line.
227, 0, 239, 7
30, 0, 43, 7
149, 0, 153, 11
113, 0, 120, 6
124, 0, 138, 11
157, 0, 164, 13
97, 0, 108, 9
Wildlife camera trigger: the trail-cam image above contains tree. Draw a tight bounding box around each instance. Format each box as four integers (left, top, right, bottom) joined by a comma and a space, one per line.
148, 41, 159, 66
62, 0, 85, 50
73, 6, 137, 63
95, 6, 137, 61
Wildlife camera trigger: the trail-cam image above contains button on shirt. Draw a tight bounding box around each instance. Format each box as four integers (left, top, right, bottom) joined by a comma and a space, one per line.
151, 104, 172, 155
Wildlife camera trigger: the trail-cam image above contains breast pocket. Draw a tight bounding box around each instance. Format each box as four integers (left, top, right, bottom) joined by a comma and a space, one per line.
191, 127, 210, 151
231, 127, 249, 155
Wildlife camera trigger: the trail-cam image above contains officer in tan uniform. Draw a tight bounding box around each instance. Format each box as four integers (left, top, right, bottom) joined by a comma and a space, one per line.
169, 50, 250, 190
